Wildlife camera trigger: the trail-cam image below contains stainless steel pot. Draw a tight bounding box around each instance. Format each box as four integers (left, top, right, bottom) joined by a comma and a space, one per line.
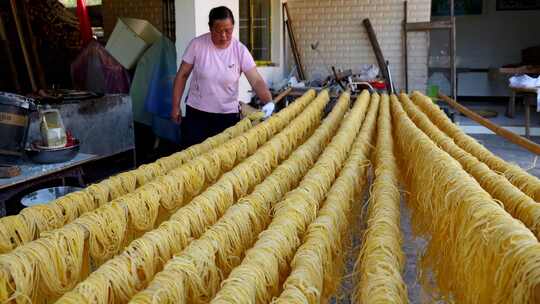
25, 139, 80, 164
0, 92, 36, 157
21, 186, 82, 207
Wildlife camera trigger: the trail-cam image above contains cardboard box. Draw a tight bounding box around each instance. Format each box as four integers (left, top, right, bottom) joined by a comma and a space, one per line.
105, 18, 162, 69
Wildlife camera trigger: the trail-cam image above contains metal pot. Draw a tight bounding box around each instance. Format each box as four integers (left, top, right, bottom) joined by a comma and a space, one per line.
20, 186, 82, 207
0, 92, 36, 157
25, 139, 80, 164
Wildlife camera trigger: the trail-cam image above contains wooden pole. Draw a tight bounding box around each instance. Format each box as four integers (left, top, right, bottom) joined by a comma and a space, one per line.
363, 18, 392, 93
285, 19, 305, 80
438, 92, 540, 155
10, 0, 37, 92
283, 2, 306, 80
0, 14, 21, 92
248, 0, 253, 52
403, 1, 409, 92
449, 0, 457, 99
274, 87, 293, 105
21, 0, 46, 88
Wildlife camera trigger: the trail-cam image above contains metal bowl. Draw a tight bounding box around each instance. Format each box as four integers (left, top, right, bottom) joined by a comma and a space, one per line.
21, 186, 82, 207
25, 140, 80, 164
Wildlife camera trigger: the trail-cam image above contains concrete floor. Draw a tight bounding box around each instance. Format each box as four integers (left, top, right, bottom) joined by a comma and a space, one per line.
472, 133, 540, 176
336, 133, 540, 303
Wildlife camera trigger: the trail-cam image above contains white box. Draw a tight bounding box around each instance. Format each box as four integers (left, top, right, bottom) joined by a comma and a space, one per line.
105, 18, 162, 69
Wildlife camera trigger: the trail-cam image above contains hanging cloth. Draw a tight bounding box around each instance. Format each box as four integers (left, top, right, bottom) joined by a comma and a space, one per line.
76, 0, 93, 46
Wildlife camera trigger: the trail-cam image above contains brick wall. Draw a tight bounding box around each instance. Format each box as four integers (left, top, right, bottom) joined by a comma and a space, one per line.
287, 0, 431, 92
102, 0, 163, 38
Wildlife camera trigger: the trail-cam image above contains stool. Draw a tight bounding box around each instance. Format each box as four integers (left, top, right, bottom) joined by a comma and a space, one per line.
507, 86, 538, 138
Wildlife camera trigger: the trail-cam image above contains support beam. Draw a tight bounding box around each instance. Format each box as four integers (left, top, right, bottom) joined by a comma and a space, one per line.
439, 93, 540, 155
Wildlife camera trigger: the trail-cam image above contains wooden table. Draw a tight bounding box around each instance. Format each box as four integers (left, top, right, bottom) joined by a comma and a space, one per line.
508, 86, 539, 138
499, 65, 540, 75
498, 66, 540, 137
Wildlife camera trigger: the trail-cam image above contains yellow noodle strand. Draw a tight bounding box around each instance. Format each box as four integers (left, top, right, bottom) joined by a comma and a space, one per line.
411, 91, 540, 202
400, 93, 540, 240
273, 94, 377, 304
211, 92, 379, 304
352, 94, 407, 304
0, 115, 259, 253
54, 90, 327, 304
0, 92, 316, 303
391, 95, 540, 303
0, 224, 87, 303
129, 91, 357, 304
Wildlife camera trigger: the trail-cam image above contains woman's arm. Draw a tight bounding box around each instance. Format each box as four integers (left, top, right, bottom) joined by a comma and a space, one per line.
244, 67, 272, 104
171, 61, 194, 124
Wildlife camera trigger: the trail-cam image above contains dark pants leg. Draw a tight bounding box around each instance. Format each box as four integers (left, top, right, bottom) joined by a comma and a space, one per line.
180, 106, 239, 150
208, 110, 240, 137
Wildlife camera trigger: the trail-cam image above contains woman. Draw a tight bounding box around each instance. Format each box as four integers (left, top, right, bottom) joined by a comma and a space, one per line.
171, 6, 274, 149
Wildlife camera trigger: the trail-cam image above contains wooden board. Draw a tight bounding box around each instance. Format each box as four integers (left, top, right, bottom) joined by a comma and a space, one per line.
363, 18, 392, 93
406, 20, 452, 31
499, 65, 540, 75
0, 165, 21, 178
283, 2, 306, 81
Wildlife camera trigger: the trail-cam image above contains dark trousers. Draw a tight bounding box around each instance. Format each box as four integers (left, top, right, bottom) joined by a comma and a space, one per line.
180, 105, 240, 150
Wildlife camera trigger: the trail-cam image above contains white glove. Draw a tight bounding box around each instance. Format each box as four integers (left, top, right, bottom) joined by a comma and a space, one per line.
261, 102, 275, 119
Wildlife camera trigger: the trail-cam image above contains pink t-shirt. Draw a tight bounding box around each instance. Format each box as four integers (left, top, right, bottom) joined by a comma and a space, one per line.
182, 33, 256, 114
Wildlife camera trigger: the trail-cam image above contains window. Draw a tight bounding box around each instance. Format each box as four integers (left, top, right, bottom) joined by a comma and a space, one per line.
431, 0, 482, 16
239, 0, 272, 65
59, 0, 102, 8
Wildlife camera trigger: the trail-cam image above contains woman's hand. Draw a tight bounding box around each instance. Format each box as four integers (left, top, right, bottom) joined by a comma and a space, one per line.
261, 102, 275, 119
171, 107, 182, 124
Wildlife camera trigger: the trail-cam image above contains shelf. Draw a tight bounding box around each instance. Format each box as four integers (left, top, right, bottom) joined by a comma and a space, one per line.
406, 19, 452, 32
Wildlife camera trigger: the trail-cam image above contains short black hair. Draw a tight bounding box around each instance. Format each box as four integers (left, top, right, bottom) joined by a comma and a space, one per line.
209, 6, 235, 27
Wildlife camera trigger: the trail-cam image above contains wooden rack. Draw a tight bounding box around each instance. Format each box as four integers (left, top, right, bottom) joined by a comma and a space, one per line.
403, 0, 456, 99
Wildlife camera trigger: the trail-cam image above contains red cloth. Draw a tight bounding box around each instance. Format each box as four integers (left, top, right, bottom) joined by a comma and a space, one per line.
370, 80, 387, 90
76, 0, 92, 46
